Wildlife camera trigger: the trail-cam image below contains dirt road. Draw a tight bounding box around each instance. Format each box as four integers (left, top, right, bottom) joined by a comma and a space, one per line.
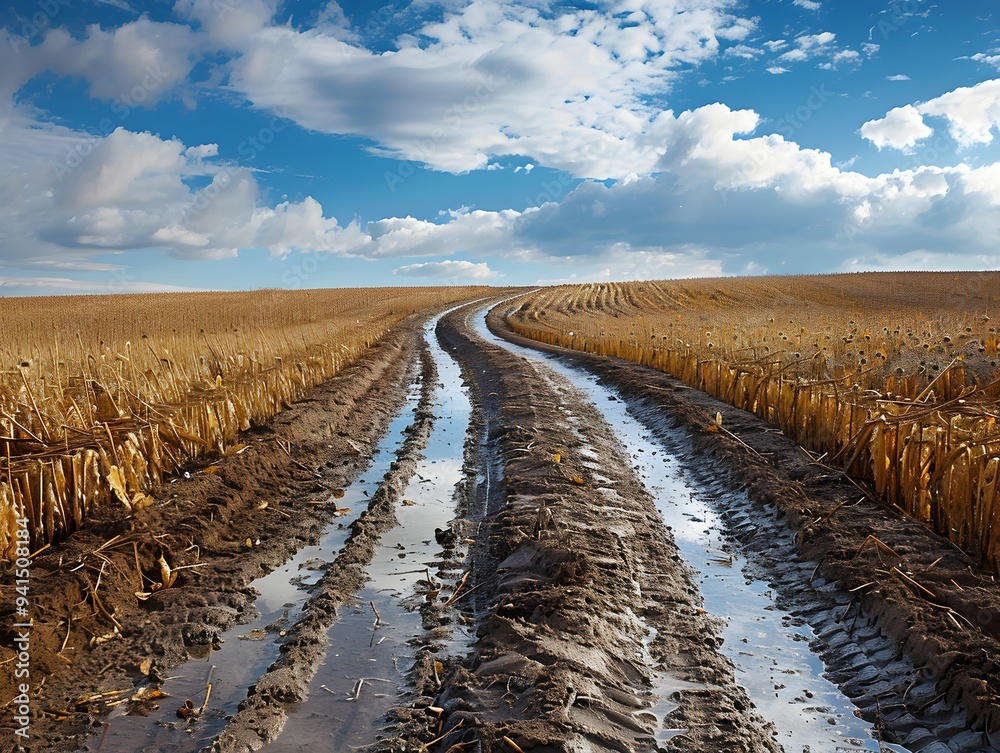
5, 298, 1000, 753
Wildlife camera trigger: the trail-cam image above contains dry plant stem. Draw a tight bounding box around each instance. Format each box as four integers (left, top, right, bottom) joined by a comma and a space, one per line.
506, 274, 1000, 574
0, 287, 500, 561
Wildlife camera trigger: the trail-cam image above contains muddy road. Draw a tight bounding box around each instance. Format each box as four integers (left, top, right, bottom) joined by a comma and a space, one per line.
5, 298, 1000, 753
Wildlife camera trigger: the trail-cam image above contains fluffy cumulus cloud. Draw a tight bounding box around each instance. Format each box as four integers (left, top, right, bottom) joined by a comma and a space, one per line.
860, 105, 932, 150
863, 79, 1000, 151
361, 106, 1000, 275
223, 0, 758, 178
393, 260, 498, 280
0, 121, 366, 266
917, 79, 1000, 147
19, 20, 200, 104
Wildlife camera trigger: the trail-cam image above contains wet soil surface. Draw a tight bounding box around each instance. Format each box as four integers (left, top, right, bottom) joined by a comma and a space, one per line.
481, 299, 1000, 753
6, 298, 1000, 753
0, 317, 426, 753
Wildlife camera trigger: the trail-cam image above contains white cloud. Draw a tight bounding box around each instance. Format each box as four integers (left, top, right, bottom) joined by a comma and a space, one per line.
174, 0, 277, 47
222, 0, 758, 179
832, 49, 861, 65
724, 44, 762, 59
972, 52, 1000, 69
35, 20, 200, 104
866, 78, 1000, 152
0, 115, 366, 265
860, 105, 932, 150
766, 65, 789, 74
793, 0, 821, 10
917, 78, 1000, 147
886, 74, 911, 81
763, 40, 788, 52
840, 250, 1000, 273
393, 259, 498, 280
0, 276, 200, 295
776, 31, 853, 68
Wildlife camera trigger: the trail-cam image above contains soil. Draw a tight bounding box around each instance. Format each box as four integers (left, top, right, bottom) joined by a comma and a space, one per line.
6, 297, 1000, 753
483, 299, 1000, 752
0, 317, 425, 753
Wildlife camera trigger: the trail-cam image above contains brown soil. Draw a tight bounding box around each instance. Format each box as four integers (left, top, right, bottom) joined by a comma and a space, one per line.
0, 316, 425, 753
486, 298, 1000, 751
389, 304, 782, 753
7, 295, 1000, 753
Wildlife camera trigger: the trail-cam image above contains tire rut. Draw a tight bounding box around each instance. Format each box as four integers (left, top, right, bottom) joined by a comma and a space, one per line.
205, 348, 439, 752
417, 302, 780, 753
487, 298, 1000, 753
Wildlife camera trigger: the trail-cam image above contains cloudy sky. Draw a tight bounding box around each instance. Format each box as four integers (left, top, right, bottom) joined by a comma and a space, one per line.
1, 0, 999, 294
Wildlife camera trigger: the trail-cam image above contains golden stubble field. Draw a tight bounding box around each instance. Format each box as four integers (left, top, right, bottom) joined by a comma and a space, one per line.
507, 272, 1000, 572
0, 287, 494, 559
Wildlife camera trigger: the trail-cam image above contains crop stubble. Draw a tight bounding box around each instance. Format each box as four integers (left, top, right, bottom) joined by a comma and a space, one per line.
506, 272, 1000, 575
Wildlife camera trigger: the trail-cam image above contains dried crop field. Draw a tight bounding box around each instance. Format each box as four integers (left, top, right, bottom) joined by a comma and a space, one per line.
0, 287, 491, 560
507, 272, 1000, 572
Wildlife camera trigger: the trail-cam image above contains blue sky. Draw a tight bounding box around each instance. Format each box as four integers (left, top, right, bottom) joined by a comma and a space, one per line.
2, 0, 1000, 294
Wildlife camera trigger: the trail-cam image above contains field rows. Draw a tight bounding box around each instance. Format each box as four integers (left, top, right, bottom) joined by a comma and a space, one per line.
0, 287, 494, 559
506, 273, 1000, 573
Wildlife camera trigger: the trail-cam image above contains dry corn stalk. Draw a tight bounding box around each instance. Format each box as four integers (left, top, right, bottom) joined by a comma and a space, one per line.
0, 286, 497, 559
508, 274, 1000, 574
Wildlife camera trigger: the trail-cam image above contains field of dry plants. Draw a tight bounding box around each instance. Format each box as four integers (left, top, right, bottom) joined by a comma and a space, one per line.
0, 287, 492, 561
507, 272, 1000, 573
10, 285, 1000, 752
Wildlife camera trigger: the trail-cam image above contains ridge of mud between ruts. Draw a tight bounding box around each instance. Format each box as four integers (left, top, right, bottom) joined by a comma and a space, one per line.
0, 313, 434, 753
479, 299, 1000, 752
416, 303, 783, 753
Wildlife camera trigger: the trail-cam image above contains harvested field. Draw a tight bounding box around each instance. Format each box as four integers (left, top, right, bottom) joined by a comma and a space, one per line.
506, 273, 1000, 574
5, 281, 1000, 753
0, 287, 494, 559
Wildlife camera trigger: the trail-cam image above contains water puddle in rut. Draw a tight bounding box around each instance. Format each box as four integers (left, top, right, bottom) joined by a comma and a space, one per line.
474, 306, 891, 753
83, 375, 424, 753
262, 312, 474, 750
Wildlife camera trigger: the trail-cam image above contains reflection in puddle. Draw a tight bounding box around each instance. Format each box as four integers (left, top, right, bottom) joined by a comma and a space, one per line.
82, 380, 424, 753
475, 308, 886, 752
265, 312, 474, 750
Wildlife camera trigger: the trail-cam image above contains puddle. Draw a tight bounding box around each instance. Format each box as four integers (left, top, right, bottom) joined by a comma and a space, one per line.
263, 312, 474, 750
81, 378, 424, 753
474, 308, 890, 752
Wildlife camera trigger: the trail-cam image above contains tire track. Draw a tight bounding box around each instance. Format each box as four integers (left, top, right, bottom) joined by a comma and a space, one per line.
488, 299, 1000, 753
422, 302, 780, 753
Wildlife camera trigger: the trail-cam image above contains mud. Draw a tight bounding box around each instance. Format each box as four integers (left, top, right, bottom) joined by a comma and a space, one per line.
423, 303, 781, 753
8, 294, 1000, 753
0, 318, 425, 753
486, 299, 1000, 752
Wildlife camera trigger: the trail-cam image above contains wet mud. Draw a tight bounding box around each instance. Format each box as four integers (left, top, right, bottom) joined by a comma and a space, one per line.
7, 296, 1000, 753
486, 299, 1000, 753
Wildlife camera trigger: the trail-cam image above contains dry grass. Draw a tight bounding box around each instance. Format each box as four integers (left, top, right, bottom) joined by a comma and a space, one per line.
0, 287, 492, 559
507, 272, 1000, 572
